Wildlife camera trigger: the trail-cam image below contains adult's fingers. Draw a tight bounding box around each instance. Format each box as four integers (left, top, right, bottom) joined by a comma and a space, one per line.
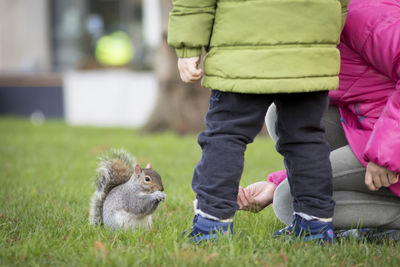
380, 173, 391, 187
237, 186, 244, 208
372, 174, 383, 189
389, 172, 399, 184
243, 187, 255, 204
243, 187, 260, 212
237, 193, 244, 209
238, 186, 249, 209
365, 171, 377, 191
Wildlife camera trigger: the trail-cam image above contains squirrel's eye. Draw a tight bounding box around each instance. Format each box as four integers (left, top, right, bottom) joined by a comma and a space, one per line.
144, 176, 151, 182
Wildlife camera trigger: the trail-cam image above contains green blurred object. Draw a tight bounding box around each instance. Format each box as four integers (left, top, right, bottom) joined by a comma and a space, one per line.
95, 31, 134, 66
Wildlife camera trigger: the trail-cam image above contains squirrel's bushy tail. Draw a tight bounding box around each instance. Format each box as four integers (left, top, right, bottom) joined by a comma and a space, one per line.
89, 149, 136, 225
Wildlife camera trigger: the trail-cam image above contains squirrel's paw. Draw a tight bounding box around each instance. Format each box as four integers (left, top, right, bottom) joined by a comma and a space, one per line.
152, 191, 166, 202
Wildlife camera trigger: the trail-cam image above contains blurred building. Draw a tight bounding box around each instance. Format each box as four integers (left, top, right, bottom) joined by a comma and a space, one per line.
0, 0, 161, 128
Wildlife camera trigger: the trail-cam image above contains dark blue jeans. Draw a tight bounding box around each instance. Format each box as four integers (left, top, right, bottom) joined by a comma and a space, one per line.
192, 90, 334, 219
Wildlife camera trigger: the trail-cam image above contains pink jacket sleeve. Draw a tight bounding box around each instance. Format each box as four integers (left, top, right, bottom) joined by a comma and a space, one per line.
340, 0, 400, 82
341, 0, 400, 173
267, 170, 287, 186
363, 87, 400, 173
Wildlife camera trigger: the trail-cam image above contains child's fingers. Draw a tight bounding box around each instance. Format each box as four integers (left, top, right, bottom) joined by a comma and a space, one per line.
177, 57, 203, 83
193, 56, 200, 65
179, 71, 190, 83
186, 57, 202, 77
179, 67, 201, 83
189, 65, 203, 76
187, 74, 202, 83
187, 68, 203, 82
182, 69, 197, 83
183, 72, 193, 83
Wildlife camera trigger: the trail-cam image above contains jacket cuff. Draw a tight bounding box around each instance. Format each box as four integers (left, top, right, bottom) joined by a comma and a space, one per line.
175, 48, 202, 58
363, 117, 400, 174
267, 170, 287, 186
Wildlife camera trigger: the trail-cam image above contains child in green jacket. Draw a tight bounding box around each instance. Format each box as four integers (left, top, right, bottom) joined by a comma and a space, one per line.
168, 0, 348, 242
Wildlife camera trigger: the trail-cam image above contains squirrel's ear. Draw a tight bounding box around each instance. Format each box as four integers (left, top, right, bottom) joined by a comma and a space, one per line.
146, 163, 152, 169
134, 164, 142, 175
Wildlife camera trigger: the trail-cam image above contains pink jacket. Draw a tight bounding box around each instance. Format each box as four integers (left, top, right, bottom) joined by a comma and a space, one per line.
268, 0, 400, 197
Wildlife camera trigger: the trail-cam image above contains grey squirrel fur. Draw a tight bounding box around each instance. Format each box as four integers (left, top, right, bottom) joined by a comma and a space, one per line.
89, 149, 166, 230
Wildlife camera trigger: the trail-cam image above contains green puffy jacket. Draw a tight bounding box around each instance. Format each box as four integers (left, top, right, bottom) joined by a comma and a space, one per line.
168, 0, 349, 94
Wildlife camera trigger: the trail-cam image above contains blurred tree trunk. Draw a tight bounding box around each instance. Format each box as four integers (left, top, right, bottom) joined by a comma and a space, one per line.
143, 0, 210, 134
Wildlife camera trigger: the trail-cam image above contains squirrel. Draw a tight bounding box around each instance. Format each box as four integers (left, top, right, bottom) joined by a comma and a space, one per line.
89, 149, 166, 231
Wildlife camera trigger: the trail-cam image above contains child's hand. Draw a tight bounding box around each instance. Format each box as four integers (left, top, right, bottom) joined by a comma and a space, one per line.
177, 57, 203, 83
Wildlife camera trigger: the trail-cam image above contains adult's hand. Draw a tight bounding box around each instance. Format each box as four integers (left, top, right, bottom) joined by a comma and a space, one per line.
365, 162, 399, 191
237, 181, 277, 212
177, 57, 203, 83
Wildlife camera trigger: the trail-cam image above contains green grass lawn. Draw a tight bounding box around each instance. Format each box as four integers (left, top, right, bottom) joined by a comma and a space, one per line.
1, 117, 399, 267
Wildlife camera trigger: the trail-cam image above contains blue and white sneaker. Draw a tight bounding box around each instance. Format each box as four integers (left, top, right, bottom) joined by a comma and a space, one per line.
335, 228, 371, 240
364, 229, 400, 242
273, 214, 335, 243
336, 228, 400, 242
183, 214, 234, 242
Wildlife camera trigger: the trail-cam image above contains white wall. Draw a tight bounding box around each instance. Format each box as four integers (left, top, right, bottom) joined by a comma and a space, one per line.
142, 0, 161, 48
0, 0, 51, 73
64, 70, 157, 128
